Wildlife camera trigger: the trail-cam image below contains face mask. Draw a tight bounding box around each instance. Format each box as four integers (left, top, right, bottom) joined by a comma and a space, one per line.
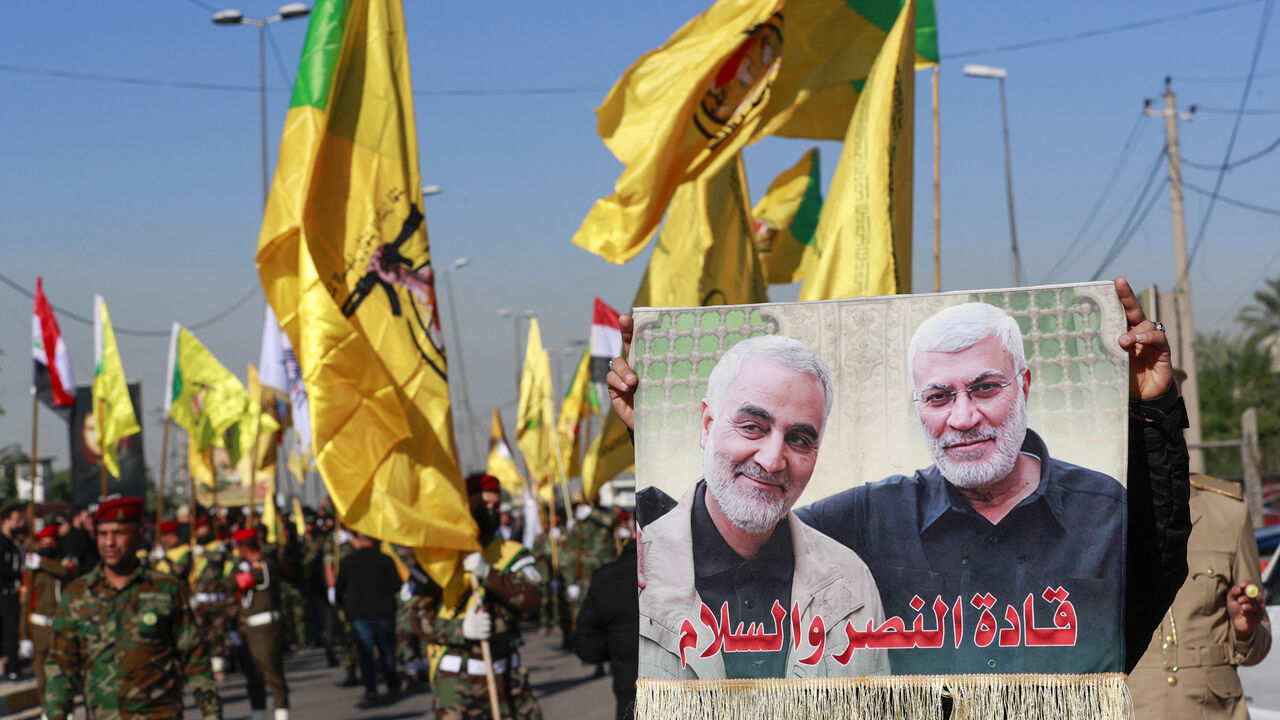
474, 506, 501, 540
40, 546, 64, 559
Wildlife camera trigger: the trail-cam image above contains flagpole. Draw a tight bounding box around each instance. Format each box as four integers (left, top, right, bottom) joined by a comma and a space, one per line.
209, 446, 221, 537
250, 409, 261, 526
189, 432, 198, 549
932, 65, 942, 293
28, 387, 38, 535
469, 574, 504, 718
99, 457, 108, 499
156, 416, 170, 529
544, 396, 573, 525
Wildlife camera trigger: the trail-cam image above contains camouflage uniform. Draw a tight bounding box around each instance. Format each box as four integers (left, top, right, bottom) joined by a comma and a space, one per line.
562, 508, 617, 634
19, 553, 76, 699
235, 553, 289, 713
531, 532, 564, 634
189, 540, 236, 672
396, 564, 432, 686
412, 537, 543, 719
153, 544, 193, 581
44, 562, 222, 720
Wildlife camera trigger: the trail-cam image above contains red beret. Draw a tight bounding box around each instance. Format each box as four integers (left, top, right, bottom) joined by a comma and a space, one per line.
195, 516, 211, 529
36, 525, 58, 540
216, 530, 231, 541
466, 473, 501, 494
95, 496, 143, 524
233, 527, 259, 545
159, 520, 180, 534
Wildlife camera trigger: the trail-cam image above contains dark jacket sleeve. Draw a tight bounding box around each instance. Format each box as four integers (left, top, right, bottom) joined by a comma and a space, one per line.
1124, 386, 1191, 673
573, 574, 612, 664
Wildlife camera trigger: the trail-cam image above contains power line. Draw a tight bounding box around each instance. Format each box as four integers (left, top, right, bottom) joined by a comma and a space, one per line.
1091, 179, 1169, 282
1042, 112, 1147, 282
1211, 246, 1280, 327
1194, 105, 1280, 114
1182, 133, 1280, 170
1089, 148, 1168, 281
0, 273, 261, 338
265, 24, 294, 89
947, 0, 1261, 58
1184, 181, 1280, 216
1187, 0, 1277, 268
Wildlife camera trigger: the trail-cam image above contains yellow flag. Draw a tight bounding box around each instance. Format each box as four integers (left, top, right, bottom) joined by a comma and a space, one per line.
635, 153, 768, 308
571, 0, 939, 266
256, 0, 475, 586
287, 443, 311, 487
235, 364, 281, 485
166, 324, 249, 454
556, 347, 601, 479
515, 318, 554, 485
800, 0, 916, 301
485, 407, 524, 497
582, 410, 635, 503
91, 296, 140, 480
753, 148, 823, 284
293, 497, 307, 537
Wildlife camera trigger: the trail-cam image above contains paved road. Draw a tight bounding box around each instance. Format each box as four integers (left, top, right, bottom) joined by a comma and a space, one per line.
182, 626, 616, 720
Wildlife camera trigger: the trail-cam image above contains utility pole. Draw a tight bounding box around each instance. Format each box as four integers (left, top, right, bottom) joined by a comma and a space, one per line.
1145, 77, 1204, 472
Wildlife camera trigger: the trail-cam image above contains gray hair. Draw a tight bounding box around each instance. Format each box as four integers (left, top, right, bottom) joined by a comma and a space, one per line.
705, 335, 834, 429
907, 303, 1027, 384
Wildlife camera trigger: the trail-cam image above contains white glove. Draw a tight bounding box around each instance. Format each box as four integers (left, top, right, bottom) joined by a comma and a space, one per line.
575, 504, 592, 521
327, 587, 337, 607
25, 553, 42, 570
151, 546, 166, 561
192, 544, 205, 557
337, 529, 352, 544
463, 552, 490, 582
617, 528, 632, 540
549, 527, 562, 540
462, 607, 492, 641
238, 560, 252, 573
567, 584, 582, 601
20, 639, 34, 659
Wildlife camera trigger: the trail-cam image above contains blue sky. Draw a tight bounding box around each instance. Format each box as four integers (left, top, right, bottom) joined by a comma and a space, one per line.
2, 0, 1278, 479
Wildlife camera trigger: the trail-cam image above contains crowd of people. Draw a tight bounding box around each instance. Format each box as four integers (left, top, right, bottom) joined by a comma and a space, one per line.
0, 475, 641, 720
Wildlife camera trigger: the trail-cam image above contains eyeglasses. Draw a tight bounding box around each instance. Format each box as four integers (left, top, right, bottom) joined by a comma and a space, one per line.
912, 379, 1015, 413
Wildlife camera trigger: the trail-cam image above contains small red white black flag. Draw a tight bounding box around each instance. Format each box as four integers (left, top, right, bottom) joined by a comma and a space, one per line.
590, 297, 622, 383
32, 277, 76, 418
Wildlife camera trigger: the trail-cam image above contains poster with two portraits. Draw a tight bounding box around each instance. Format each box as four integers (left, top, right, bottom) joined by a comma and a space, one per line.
633, 283, 1132, 718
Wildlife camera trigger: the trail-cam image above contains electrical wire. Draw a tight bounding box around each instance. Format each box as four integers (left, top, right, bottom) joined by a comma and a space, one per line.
0, 273, 261, 338
1090, 178, 1168, 282
1193, 105, 1280, 115
1184, 181, 1280, 216
265, 24, 294, 89
947, 0, 1261, 58
1187, 0, 1277, 269
1182, 134, 1280, 170
1089, 148, 1168, 280
1210, 246, 1280, 327
1041, 112, 1147, 282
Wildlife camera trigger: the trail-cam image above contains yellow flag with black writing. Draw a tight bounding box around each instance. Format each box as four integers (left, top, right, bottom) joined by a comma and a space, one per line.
556, 347, 601, 480
91, 295, 139, 480
516, 318, 554, 486
235, 364, 281, 485
800, 0, 916, 300
572, 0, 938, 267
635, 153, 768, 308
166, 324, 248, 456
753, 148, 823, 284
255, 0, 474, 587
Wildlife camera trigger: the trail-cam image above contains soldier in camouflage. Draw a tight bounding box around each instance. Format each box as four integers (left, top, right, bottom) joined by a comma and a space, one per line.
151, 520, 193, 580
19, 524, 77, 699
411, 473, 543, 719
189, 517, 236, 680
44, 496, 222, 720
561, 501, 617, 644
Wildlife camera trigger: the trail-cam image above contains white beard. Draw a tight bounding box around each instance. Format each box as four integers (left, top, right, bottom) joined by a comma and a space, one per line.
924, 391, 1028, 490
703, 435, 796, 535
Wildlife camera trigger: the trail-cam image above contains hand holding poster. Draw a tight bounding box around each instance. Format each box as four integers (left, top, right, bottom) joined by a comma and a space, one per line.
629, 282, 1178, 719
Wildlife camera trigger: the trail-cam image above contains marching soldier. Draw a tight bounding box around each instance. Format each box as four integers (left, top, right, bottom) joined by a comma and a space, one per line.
1129, 474, 1272, 720
43, 496, 222, 719
562, 500, 616, 645
412, 473, 543, 719
233, 526, 291, 720
152, 519, 193, 580
18, 524, 77, 699
190, 516, 236, 681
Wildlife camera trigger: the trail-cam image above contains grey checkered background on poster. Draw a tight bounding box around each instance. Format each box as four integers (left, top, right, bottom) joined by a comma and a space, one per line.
631, 282, 1129, 502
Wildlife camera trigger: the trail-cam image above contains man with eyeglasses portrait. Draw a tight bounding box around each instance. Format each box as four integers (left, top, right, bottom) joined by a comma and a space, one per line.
792, 281, 1188, 676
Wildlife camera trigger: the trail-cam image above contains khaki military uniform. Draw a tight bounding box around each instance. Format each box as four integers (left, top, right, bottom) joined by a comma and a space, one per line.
18, 554, 76, 699
1129, 475, 1273, 720
412, 537, 543, 719
44, 562, 222, 720
236, 554, 289, 714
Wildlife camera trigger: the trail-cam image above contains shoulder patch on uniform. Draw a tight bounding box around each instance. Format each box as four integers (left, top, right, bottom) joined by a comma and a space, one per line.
1190, 473, 1244, 500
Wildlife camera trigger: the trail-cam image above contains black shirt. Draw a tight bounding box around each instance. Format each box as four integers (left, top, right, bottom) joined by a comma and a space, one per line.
690, 481, 793, 678
336, 546, 401, 621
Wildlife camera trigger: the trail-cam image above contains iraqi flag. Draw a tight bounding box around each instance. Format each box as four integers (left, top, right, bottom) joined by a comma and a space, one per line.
590, 297, 622, 383
32, 277, 76, 418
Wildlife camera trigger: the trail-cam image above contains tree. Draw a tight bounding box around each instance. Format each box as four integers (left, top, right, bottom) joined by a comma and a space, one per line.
1238, 276, 1280, 343
1195, 330, 1280, 476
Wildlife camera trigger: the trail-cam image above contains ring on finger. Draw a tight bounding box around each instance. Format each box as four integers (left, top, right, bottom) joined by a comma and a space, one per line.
1154, 321, 1166, 334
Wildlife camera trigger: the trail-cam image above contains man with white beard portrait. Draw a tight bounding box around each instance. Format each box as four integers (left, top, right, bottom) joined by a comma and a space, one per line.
637, 335, 888, 680
796, 302, 1130, 675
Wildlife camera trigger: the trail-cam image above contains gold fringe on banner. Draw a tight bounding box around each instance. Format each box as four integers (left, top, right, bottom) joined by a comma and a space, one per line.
636, 673, 1130, 720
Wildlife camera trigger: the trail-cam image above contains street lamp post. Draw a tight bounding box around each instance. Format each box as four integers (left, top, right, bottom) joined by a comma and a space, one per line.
440, 257, 478, 471
497, 308, 535, 396
963, 64, 1022, 286
213, 4, 311, 207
